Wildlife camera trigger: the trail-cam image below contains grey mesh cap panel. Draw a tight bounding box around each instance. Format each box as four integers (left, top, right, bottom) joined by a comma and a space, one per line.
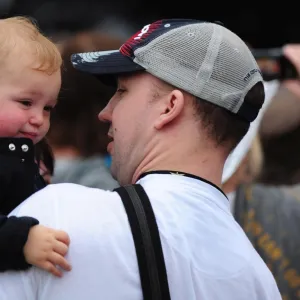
133, 22, 263, 114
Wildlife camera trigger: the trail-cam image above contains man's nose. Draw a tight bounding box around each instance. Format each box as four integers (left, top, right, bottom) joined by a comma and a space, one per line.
98, 105, 112, 123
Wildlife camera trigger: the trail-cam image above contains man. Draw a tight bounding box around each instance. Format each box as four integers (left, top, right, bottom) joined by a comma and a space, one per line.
0, 19, 281, 299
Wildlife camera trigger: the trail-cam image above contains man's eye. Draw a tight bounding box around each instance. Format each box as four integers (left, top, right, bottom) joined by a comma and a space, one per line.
117, 88, 126, 94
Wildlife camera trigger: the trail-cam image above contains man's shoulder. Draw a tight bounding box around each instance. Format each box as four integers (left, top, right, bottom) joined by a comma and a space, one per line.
46, 182, 113, 193
36, 182, 116, 201
10, 183, 121, 220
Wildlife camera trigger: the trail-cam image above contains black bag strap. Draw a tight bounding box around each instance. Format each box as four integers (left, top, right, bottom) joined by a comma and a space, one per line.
114, 184, 171, 300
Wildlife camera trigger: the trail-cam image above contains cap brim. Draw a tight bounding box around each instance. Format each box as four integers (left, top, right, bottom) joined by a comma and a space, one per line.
71, 50, 145, 76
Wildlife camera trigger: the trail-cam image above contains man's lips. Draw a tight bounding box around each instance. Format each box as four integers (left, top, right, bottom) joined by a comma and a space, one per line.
107, 133, 114, 153
107, 141, 113, 153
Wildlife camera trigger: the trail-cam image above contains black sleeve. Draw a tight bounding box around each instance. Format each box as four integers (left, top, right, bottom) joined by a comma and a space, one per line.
0, 215, 39, 271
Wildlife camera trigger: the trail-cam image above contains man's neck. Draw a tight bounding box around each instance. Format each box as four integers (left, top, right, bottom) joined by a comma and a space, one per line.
132, 145, 225, 189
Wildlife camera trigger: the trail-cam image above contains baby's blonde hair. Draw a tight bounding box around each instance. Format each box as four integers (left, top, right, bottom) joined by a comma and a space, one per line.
0, 16, 62, 74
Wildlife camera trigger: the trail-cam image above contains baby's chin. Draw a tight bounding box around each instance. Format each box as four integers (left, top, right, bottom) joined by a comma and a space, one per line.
15, 132, 40, 144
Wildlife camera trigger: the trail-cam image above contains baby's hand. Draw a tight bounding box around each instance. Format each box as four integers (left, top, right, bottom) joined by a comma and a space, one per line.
23, 225, 71, 277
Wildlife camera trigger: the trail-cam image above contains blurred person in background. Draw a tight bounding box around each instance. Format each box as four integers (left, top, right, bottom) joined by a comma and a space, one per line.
258, 45, 300, 185
223, 134, 300, 300
47, 30, 120, 190
222, 44, 300, 299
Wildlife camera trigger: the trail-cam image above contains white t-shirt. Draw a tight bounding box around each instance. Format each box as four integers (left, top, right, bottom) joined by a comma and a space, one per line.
0, 173, 281, 300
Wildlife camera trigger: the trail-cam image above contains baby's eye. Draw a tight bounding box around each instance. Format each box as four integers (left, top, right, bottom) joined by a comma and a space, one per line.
19, 100, 32, 107
44, 106, 53, 112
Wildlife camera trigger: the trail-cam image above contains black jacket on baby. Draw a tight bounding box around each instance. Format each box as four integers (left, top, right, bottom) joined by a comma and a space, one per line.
0, 137, 46, 271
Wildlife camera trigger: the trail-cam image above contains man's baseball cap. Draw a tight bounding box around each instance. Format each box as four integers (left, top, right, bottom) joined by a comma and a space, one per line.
71, 19, 264, 122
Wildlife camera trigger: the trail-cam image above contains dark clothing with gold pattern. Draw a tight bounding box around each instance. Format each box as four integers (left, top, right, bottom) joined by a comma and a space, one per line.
234, 183, 300, 300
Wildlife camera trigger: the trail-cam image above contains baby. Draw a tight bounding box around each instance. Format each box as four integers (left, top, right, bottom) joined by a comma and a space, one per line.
0, 16, 70, 277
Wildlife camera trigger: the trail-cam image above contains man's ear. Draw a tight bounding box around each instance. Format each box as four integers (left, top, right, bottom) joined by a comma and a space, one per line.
154, 90, 185, 130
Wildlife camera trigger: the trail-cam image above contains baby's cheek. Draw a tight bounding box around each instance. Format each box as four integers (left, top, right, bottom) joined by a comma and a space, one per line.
0, 114, 23, 137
